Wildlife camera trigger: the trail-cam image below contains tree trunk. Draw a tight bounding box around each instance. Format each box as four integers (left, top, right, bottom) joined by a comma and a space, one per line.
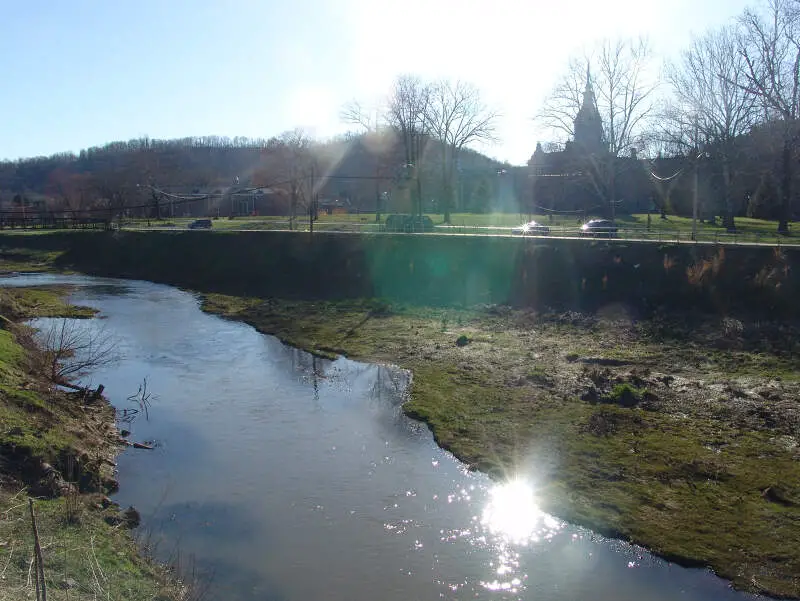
416, 174, 423, 218
609, 158, 617, 224
721, 157, 736, 231
375, 176, 381, 223
443, 165, 453, 224
442, 147, 451, 224
779, 138, 792, 234
290, 189, 297, 231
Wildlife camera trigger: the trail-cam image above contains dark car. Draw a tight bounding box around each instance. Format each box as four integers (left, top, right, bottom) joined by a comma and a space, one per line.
188, 219, 212, 230
384, 214, 434, 233
384, 214, 405, 232
580, 219, 618, 238
511, 220, 550, 236
407, 215, 434, 232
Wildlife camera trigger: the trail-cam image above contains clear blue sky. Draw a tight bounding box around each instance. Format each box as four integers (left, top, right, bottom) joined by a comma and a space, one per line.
0, 0, 754, 165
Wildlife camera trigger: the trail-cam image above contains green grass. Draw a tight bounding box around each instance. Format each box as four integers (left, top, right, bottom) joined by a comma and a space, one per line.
0, 286, 96, 320
0, 247, 65, 273
200, 292, 800, 598
0, 328, 24, 366
602, 382, 645, 406
0, 491, 183, 601
0, 290, 93, 462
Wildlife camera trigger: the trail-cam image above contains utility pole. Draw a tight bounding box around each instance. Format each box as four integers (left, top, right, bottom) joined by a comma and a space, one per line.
309, 163, 316, 233
692, 155, 698, 242
692, 123, 700, 242
375, 163, 381, 223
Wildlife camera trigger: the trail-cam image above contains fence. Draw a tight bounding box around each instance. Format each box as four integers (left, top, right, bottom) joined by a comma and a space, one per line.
0, 215, 111, 231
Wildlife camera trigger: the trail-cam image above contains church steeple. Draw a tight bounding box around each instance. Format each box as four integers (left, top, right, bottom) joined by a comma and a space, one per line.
582, 65, 594, 107
574, 65, 604, 153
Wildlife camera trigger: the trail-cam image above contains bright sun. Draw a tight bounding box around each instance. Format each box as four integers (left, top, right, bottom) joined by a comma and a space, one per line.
481, 479, 560, 544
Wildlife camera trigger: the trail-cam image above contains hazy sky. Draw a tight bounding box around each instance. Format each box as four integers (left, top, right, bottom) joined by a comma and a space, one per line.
0, 0, 754, 165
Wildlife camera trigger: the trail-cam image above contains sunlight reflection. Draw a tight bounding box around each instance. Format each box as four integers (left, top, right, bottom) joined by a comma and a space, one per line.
481, 479, 562, 545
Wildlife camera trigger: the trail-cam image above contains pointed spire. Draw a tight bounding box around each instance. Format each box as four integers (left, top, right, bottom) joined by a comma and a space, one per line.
583, 63, 594, 106
574, 61, 604, 153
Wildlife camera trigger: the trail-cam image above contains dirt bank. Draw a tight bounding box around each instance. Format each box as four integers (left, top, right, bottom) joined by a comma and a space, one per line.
201, 293, 800, 598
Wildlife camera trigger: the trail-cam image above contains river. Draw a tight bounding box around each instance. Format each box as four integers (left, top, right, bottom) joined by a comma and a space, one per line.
1, 274, 761, 601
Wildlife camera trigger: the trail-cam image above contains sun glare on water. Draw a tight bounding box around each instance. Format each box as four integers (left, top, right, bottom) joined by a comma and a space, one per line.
481, 479, 561, 545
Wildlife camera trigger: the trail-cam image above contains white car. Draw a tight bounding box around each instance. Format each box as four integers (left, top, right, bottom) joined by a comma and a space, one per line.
511, 220, 550, 236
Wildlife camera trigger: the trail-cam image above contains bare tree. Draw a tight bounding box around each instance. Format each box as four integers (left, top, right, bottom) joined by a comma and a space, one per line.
537, 38, 657, 219
738, 0, 800, 232
666, 26, 759, 229
40, 319, 118, 384
91, 170, 136, 224
340, 100, 398, 222
265, 129, 317, 229
44, 169, 91, 217
597, 38, 656, 158
386, 75, 431, 217
340, 100, 383, 133
537, 57, 587, 142
425, 80, 499, 222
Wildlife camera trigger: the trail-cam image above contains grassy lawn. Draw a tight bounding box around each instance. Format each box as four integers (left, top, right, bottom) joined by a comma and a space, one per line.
201, 293, 800, 598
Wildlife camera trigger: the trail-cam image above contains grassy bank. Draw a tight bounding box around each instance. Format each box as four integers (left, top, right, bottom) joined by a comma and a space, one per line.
0, 247, 66, 274
0, 285, 182, 601
201, 293, 800, 598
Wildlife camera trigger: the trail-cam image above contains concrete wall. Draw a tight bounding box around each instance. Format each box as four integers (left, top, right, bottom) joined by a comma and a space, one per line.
2, 231, 796, 317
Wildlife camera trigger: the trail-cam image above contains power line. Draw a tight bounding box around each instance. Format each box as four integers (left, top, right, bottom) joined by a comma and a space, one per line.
532, 204, 603, 214
3, 172, 412, 217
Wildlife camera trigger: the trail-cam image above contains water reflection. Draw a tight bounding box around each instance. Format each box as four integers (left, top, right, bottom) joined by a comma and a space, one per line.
481, 479, 562, 545
475, 479, 563, 595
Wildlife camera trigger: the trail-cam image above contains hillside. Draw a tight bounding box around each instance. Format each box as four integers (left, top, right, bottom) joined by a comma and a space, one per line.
0, 133, 516, 218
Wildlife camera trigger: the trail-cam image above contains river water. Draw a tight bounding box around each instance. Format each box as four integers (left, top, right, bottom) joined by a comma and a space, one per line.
1, 274, 761, 601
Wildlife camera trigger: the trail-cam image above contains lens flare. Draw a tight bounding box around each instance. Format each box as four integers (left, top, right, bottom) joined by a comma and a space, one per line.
481, 479, 560, 544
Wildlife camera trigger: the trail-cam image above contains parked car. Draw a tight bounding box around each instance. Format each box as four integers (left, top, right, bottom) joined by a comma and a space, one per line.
384, 214, 435, 233
511, 220, 550, 236
188, 219, 213, 230
580, 219, 618, 238
407, 215, 434, 232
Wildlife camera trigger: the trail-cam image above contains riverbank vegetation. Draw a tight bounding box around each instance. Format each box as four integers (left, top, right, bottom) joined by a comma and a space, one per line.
202, 293, 800, 598
0, 285, 185, 601
0, 247, 65, 275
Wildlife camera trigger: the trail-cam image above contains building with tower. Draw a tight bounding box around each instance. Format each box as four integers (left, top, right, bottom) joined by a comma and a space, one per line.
528, 69, 651, 218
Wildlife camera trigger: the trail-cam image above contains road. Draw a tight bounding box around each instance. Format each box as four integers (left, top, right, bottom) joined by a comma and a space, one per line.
123, 225, 800, 247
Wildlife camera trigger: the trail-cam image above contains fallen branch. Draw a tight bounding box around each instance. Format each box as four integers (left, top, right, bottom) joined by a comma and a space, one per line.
59, 382, 85, 392
119, 439, 154, 450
